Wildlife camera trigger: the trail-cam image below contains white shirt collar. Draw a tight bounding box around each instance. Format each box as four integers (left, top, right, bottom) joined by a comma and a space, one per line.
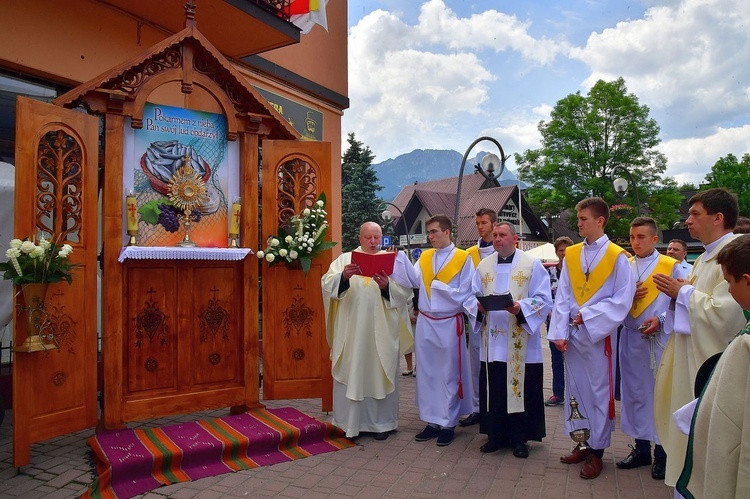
703, 232, 735, 259
583, 234, 609, 248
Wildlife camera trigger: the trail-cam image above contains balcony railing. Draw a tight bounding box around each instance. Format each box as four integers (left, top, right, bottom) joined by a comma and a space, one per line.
258, 0, 293, 20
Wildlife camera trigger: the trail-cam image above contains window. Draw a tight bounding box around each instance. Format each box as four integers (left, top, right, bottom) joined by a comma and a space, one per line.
0, 71, 64, 163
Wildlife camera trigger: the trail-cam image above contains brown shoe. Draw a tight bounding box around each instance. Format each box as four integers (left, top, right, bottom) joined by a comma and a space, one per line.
580, 454, 603, 479
560, 446, 591, 464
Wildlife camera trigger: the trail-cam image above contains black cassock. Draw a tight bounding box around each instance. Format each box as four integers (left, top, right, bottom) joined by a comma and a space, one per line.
479, 361, 546, 445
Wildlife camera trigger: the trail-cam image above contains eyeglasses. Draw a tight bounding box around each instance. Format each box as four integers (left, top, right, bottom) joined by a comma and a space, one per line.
427, 229, 445, 235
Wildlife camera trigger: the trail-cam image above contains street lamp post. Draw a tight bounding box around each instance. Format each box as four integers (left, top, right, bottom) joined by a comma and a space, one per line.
378, 201, 412, 262
611, 165, 641, 215
516, 164, 530, 247
454, 136, 510, 229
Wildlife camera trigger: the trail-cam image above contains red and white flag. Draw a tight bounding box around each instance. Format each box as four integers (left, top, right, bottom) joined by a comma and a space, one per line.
289, 0, 328, 34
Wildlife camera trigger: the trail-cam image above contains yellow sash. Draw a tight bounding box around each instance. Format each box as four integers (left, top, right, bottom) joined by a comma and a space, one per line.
630, 254, 678, 318
566, 242, 626, 306
419, 248, 470, 299
467, 245, 481, 266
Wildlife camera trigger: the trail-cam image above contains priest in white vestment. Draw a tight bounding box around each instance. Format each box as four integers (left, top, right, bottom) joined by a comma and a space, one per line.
548, 197, 636, 479
616, 217, 688, 480
322, 222, 415, 440
469, 222, 551, 458
653, 188, 747, 488
675, 234, 750, 499
461, 207, 497, 428
412, 215, 475, 447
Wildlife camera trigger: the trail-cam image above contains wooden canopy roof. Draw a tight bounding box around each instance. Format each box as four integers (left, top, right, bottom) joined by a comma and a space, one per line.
54, 19, 298, 141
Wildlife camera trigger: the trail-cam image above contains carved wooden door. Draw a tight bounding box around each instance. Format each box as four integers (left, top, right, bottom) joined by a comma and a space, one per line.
12, 97, 99, 466
260, 140, 333, 411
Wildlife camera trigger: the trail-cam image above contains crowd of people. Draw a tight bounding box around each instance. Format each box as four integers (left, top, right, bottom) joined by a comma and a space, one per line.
322, 187, 750, 498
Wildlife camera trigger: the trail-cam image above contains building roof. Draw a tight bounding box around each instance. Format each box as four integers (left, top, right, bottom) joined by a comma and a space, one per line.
390, 172, 549, 248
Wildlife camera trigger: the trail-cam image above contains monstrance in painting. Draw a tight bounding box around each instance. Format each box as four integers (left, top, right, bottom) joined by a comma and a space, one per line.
168, 154, 208, 247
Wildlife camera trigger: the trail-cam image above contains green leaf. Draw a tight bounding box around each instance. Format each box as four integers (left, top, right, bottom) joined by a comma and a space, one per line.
300, 256, 312, 275
138, 199, 169, 225
314, 241, 337, 253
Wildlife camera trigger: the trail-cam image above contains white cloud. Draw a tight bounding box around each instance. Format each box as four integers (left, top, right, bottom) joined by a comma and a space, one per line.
572, 0, 750, 139
660, 124, 750, 184
344, 1, 567, 162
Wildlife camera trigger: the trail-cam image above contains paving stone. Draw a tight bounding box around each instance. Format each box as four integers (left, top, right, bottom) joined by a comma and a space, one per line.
0, 351, 675, 498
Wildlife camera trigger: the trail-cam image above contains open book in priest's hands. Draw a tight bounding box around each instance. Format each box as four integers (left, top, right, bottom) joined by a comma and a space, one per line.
351, 250, 396, 278
476, 292, 514, 311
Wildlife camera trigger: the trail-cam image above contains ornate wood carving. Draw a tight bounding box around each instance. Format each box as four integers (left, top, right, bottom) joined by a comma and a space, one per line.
134, 287, 169, 347
282, 296, 314, 338
105, 48, 182, 96
43, 288, 77, 356
36, 129, 83, 242
199, 286, 229, 342
193, 52, 254, 114
277, 158, 318, 224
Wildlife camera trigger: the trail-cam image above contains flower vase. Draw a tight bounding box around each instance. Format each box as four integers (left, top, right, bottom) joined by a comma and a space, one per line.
14, 283, 56, 352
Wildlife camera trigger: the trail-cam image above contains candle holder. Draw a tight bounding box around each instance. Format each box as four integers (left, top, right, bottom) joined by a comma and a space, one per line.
126, 192, 139, 246
229, 198, 241, 248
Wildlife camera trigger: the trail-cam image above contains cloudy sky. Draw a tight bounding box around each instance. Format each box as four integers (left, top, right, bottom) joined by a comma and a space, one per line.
342, 0, 750, 185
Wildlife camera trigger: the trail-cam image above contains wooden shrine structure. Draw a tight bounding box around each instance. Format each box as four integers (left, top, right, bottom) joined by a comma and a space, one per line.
11, 8, 334, 467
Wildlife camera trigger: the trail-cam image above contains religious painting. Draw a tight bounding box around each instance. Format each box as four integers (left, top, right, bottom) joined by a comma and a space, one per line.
129, 103, 232, 247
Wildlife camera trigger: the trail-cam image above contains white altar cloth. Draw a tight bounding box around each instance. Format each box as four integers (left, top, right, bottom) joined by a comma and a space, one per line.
118, 246, 252, 262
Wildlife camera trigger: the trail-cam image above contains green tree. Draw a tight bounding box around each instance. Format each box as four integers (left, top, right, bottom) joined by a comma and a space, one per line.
341, 133, 383, 251
516, 77, 681, 239
704, 153, 750, 215
678, 182, 699, 191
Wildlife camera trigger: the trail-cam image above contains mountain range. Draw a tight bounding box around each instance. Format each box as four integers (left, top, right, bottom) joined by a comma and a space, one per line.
373, 149, 521, 201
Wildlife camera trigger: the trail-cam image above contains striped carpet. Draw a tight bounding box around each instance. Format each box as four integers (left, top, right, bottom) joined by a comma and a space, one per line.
83, 407, 355, 498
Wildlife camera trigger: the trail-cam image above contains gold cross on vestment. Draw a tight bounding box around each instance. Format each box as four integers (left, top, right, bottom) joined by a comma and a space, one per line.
481, 272, 494, 287
577, 281, 590, 298
512, 270, 529, 287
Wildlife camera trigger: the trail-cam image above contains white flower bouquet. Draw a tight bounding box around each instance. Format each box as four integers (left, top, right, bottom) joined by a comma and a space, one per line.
0, 236, 79, 285
257, 193, 337, 275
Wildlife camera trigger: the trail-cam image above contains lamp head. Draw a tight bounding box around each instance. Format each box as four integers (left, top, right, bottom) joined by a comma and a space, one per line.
481, 153, 502, 176
613, 177, 628, 194
381, 210, 393, 222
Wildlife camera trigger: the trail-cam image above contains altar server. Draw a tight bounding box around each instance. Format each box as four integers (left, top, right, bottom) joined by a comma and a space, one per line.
460, 207, 497, 427
412, 214, 475, 447
676, 234, 750, 499
548, 197, 636, 479
616, 217, 688, 480
653, 188, 746, 487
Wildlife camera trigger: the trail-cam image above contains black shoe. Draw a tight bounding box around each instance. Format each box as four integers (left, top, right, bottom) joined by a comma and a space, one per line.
512, 443, 529, 458
616, 445, 652, 469
373, 431, 389, 441
459, 412, 480, 426
436, 428, 455, 446
479, 439, 507, 453
651, 460, 666, 480
415, 425, 440, 442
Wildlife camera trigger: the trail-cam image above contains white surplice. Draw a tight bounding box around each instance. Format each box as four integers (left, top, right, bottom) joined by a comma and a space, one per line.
413, 244, 475, 427
322, 249, 415, 437
470, 251, 551, 363
469, 250, 552, 411
548, 235, 636, 450
619, 251, 688, 443
654, 232, 747, 486
466, 240, 496, 414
